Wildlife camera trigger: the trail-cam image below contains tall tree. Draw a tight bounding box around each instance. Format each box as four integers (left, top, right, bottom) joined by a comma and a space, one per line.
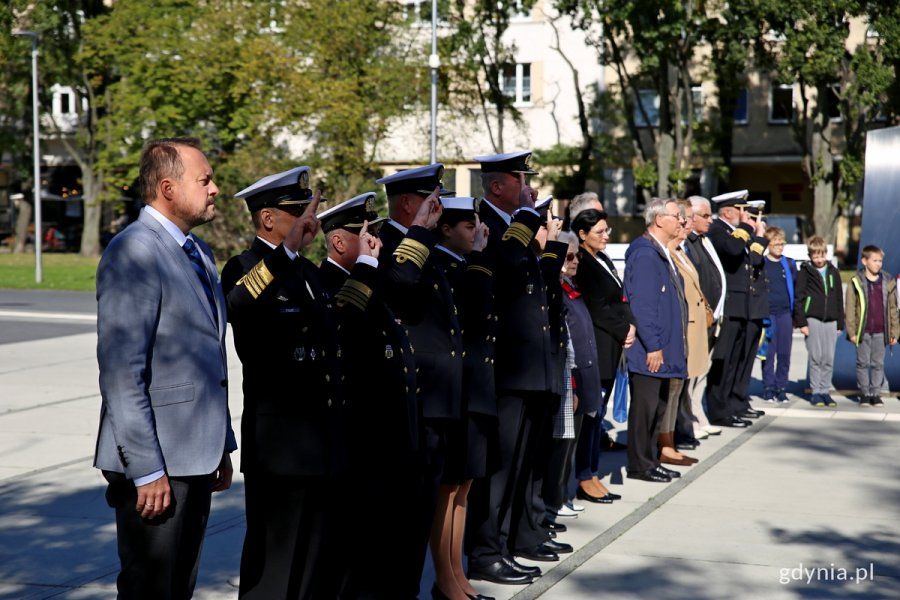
441, 0, 536, 153
762, 0, 893, 239
558, 0, 708, 199
1, 0, 111, 256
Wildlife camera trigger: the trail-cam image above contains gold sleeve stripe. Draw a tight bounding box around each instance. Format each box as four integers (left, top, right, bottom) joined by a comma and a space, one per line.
731, 228, 750, 242
236, 260, 274, 299
750, 242, 765, 255
501, 222, 532, 247
468, 264, 492, 277
542, 252, 559, 260
394, 237, 430, 269
335, 280, 372, 311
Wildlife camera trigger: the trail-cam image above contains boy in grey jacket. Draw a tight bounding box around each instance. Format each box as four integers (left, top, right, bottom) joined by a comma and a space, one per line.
845, 245, 900, 407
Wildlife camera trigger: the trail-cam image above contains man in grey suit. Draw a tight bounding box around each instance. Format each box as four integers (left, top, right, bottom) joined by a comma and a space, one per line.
95, 137, 238, 599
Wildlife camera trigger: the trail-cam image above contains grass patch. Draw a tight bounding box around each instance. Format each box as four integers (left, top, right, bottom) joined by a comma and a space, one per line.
0, 252, 99, 291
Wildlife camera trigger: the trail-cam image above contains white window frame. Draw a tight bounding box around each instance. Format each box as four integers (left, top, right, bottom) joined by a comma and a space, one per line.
768, 83, 794, 124
500, 63, 532, 106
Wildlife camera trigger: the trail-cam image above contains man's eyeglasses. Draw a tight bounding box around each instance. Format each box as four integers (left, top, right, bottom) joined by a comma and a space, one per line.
662, 213, 687, 225
695, 213, 712, 219
566, 252, 578, 262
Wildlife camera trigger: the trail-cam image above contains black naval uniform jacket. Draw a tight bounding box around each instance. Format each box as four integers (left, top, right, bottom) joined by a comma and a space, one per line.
433, 246, 497, 417
477, 201, 562, 396
319, 258, 419, 463
379, 222, 464, 421
222, 238, 344, 477
685, 232, 724, 319
707, 219, 768, 320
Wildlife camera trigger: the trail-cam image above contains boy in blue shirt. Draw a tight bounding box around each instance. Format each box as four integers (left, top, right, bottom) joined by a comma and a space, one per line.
762, 227, 796, 402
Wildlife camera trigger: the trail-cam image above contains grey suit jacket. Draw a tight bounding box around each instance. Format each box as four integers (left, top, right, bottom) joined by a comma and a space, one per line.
94, 209, 237, 480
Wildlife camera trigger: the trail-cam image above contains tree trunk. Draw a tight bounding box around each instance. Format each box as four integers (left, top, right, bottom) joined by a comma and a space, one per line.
811, 127, 836, 242
13, 199, 32, 254
80, 169, 102, 257
657, 133, 674, 199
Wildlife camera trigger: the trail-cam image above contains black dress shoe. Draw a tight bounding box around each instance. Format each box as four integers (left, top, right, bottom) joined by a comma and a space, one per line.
467, 595, 496, 600
627, 469, 670, 482
541, 519, 567, 532
543, 539, 573, 554
576, 487, 614, 504
740, 410, 761, 419
516, 544, 559, 562
711, 416, 750, 428
603, 491, 622, 500
503, 556, 541, 576
675, 440, 699, 450
747, 406, 766, 416
654, 465, 680, 478
468, 560, 533, 585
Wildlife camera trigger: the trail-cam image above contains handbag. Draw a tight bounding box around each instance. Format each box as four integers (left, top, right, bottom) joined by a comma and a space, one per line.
612, 354, 629, 423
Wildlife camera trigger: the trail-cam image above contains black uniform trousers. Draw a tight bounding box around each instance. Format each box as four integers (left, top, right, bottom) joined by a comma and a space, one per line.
706, 316, 753, 422
733, 319, 764, 413
239, 473, 337, 600
103, 470, 214, 600
466, 391, 552, 568
626, 374, 673, 473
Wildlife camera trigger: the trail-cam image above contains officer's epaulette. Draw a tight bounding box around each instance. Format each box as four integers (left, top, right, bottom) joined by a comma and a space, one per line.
394, 237, 430, 269
335, 278, 373, 311
236, 260, 274, 299
502, 222, 532, 247
731, 228, 750, 242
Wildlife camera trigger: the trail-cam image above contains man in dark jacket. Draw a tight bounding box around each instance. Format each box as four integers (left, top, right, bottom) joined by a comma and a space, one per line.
316, 192, 421, 598
623, 198, 688, 483
705, 190, 769, 427
222, 167, 344, 598
465, 151, 568, 584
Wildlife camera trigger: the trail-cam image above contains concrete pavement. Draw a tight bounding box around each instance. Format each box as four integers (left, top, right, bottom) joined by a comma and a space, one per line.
0, 289, 898, 599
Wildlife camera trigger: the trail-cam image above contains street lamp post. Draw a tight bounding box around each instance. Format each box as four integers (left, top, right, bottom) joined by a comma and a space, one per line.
429, 0, 439, 164
13, 30, 42, 284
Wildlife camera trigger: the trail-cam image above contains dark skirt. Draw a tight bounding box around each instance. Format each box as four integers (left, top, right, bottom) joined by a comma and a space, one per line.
441, 413, 500, 483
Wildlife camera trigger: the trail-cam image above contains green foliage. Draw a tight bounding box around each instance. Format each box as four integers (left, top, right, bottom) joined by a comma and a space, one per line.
632, 161, 658, 191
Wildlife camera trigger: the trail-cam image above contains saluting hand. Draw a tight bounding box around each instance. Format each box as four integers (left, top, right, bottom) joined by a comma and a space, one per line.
284, 189, 322, 253
472, 213, 489, 252
411, 186, 443, 230
358, 220, 382, 260
518, 173, 537, 209
546, 208, 562, 242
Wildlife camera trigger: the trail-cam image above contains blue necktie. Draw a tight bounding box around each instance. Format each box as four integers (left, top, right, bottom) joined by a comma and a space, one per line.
182, 238, 218, 325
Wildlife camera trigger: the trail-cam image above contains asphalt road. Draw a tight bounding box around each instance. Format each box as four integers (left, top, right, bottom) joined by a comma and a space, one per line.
0, 289, 97, 345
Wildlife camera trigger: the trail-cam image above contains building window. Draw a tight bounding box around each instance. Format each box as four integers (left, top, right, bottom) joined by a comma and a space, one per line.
634, 89, 659, 127
826, 84, 842, 121
769, 83, 794, 124
501, 63, 532, 105
402, 0, 447, 24
510, 0, 532, 20
682, 84, 703, 124
734, 88, 749, 125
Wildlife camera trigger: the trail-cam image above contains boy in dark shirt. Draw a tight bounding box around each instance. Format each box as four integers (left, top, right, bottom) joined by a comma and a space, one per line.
762, 227, 795, 402
793, 236, 844, 407
845, 245, 899, 407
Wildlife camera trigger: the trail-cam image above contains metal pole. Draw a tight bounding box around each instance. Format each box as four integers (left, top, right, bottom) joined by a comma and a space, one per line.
429, 0, 439, 164
14, 31, 41, 283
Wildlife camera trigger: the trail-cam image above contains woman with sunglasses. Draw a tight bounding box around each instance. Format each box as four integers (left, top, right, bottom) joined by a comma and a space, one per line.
570, 209, 636, 501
